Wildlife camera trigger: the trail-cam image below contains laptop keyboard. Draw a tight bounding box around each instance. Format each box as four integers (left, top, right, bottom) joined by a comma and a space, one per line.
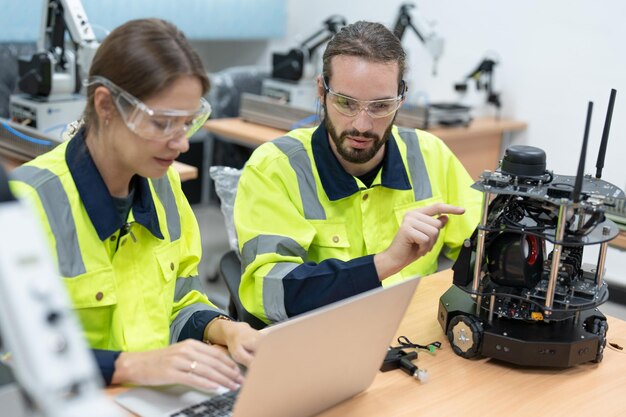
169, 390, 238, 417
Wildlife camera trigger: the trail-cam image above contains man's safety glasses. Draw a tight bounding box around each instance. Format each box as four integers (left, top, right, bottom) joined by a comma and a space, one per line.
85, 76, 212, 141
322, 77, 406, 119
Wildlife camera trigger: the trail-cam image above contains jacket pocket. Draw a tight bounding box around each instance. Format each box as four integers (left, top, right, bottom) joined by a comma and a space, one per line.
310, 221, 350, 248
393, 195, 444, 226
63, 267, 118, 349
63, 267, 118, 309
155, 240, 182, 283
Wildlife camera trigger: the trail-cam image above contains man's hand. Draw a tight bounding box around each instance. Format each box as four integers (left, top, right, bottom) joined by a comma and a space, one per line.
374, 203, 465, 280
206, 320, 261, 368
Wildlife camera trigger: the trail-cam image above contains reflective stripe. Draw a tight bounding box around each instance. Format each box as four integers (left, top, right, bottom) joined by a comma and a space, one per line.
169, 303, 221, 344
10, 166, 86, 277
273, 136, 326, 220
397, 128, 432, 201
152, 176, 181, 241
263, 262, 299, 323
174, 275, 205, 303
240, 234, 307, 271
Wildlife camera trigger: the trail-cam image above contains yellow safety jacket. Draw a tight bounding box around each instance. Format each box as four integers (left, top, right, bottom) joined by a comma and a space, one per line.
234, 124, 482, 324
10, 130, 222, 352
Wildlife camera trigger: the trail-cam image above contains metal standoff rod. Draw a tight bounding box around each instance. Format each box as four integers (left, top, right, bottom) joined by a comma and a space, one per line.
545, 200, 568, 313
472, 189, 491, 294
597, 239, 609, 289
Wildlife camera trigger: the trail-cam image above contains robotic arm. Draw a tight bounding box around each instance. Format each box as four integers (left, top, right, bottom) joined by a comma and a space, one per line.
18, 0, 98, 98
271, 15, 346, 81
454, 57, 502, 115
392, 3, 444, 76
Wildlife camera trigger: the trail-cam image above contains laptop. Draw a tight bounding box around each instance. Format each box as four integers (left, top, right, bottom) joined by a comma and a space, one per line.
115, 276, 420, 417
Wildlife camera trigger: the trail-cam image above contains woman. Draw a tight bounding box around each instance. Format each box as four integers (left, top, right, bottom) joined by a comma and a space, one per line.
9, 18, 259, 391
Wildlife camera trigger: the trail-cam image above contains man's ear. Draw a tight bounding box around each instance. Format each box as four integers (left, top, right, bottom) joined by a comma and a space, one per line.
316, 75, 325, 101
93, 86, 115, 121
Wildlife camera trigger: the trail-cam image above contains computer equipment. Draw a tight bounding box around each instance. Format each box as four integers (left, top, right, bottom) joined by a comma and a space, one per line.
115, 275, 421, 417
0, 164, 122, 417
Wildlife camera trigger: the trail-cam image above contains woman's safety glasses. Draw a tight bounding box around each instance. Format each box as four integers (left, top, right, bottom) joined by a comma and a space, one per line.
85, 76, 212, 141
322, 77, 406, 119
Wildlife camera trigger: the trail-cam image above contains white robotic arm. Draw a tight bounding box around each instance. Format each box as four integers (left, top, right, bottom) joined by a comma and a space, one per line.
392, 3, 444, 76
19, 0, 98, 98
271, 15, 346, 82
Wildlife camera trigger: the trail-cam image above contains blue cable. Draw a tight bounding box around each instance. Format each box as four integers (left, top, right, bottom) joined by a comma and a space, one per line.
290, 114, 320, 130
1, 122, 53, 146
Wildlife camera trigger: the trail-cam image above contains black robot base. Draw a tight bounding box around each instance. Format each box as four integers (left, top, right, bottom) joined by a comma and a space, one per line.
437, 285, 608, 367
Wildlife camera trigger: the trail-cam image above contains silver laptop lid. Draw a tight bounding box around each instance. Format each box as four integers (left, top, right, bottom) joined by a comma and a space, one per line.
232, 276, 420, 417
115, 276, 420, 417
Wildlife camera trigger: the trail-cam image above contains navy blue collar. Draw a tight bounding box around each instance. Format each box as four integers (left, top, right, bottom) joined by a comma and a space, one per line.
311, 123, 411, 201
66, 128, 163, 240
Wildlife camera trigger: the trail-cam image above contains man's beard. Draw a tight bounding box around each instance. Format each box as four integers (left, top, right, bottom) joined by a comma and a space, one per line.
323, 106, 395, 164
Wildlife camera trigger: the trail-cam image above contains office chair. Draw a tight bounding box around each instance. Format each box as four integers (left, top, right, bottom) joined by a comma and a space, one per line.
219, 250, 267, 330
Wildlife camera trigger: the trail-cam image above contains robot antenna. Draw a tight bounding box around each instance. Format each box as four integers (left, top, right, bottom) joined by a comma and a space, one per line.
571, 101, 593, 203
595, 89, 617, 179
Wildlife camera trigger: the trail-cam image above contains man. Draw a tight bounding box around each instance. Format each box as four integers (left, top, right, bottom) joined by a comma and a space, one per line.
234, 21, 482, 324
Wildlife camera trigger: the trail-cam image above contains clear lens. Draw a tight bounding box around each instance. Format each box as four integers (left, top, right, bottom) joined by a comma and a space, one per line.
323, 77, 404, 119
120, 98, 211, 140
85, 76, 212, 141
329, 93, 402, 118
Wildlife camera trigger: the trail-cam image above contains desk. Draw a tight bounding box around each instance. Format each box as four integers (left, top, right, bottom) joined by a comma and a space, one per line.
0, 153, 198, 182
109, 269, 626, 416
609, 231, 626, 250
203, 117, 527, 180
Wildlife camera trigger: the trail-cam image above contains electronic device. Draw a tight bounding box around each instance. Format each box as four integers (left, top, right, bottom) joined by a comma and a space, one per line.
392, 2, 444, 76
261, 15, 346, 112
438, 89, 623, 367
9, 0, 99, 133
0, 164, 122, 417
115, 276, 421, 417
454, 56, 502, 117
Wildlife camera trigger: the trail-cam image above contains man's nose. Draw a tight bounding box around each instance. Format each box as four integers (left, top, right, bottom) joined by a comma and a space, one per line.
352, 107, 374, 132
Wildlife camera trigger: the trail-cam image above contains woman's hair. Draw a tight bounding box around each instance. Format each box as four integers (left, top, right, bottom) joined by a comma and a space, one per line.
322, 21, 406, 85
84, 18, 210, 132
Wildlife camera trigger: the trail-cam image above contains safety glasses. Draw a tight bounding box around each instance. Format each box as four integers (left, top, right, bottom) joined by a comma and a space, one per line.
85, 76, 211, 141
322, 77, 406, 118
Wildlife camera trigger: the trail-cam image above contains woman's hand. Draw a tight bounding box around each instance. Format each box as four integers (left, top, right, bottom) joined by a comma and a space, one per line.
111, 339, 243, 391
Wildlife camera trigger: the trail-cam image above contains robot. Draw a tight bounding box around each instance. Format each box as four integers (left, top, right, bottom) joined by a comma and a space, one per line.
392, 2, 444, 77
261, 15, 346, 112
10, 0, 99, 133
438, 89, 623, 367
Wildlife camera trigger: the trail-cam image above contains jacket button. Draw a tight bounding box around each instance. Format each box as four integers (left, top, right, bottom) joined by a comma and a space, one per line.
362, 194, 369, 201
170, 262, 175, 271
332, 235, 339, 243
95, 292, 104, 301
110, 235, 117, 242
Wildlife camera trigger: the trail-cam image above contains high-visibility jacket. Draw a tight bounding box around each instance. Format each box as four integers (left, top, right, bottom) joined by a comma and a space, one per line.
234, 124, 482, 324
9, 130, 222, 353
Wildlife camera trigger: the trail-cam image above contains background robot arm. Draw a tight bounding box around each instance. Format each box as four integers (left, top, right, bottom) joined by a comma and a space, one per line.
271, 15, 346, 81
454, 56, 501, 115
392, 3, 444, 76
18, 0, 98, 98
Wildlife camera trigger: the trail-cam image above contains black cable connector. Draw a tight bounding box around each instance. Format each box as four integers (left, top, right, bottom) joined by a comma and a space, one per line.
380, 347, 428, 382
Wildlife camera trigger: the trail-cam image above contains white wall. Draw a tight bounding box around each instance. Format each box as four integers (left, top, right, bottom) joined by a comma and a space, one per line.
257, 0, 626, 284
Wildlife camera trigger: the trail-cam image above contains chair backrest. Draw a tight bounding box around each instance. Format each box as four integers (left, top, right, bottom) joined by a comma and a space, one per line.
219, 250, 267, 330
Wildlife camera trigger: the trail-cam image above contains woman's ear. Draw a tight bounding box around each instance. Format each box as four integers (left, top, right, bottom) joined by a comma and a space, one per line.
93, 86, 114, 123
